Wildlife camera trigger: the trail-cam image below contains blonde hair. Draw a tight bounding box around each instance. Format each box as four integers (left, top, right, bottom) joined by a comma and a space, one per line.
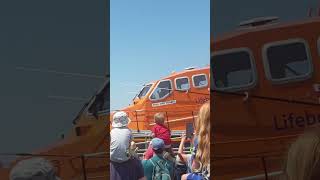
154, 112, 165, 125
194, 101, 210, 171
283, 128, 320, 180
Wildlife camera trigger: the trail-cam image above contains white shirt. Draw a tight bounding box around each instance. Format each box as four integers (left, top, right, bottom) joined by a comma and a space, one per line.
110, 127, 132, 163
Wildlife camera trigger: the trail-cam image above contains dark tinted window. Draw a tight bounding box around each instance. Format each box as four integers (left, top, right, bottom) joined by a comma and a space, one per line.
138, 84, 152, 98
150, 80, 172, 100
212, 51, 254, 89
88, 82, 109, 114
265, 42, 311, 80
193, 75, 208, 88
176, 77, 190, 91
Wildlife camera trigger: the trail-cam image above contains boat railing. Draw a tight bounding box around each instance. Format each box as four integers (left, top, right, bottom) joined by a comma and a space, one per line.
212, 134, 300, 179
1, 151, 283, 180
111, 109, 200, 134
0, 151, 108, 180
0, 144, 195, 179
214, 153, 285, 180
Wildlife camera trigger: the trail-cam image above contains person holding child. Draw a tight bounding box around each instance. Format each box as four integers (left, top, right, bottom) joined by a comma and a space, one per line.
144, 112, 173, 160
110, 111, 146, 180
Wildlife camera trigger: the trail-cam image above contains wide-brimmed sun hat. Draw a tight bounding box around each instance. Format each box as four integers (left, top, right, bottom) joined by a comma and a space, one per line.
112, 111, 131, 128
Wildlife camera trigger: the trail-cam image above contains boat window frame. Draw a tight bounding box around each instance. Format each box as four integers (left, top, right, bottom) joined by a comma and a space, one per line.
149, 79, 173, 101
192, 74, 208, 89
86, 80, 109, 117
137, 83, 154, 99
316, 36, 320, 58
262, 38, 313, 84
211, 47, 258, 91
175, 76, 190, 91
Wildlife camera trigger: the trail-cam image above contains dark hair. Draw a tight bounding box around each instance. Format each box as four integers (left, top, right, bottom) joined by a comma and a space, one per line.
153, 148, 164, 154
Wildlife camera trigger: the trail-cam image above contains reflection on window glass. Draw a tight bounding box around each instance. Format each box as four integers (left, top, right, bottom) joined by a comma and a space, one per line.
193, 75, 208, 88
266, 42, 311, 80
88, 83, 109, 114
138, 84, 152, 98
103, 86, 109, 111
212, 51, 254, 89
176, 77, 190, 91
150, 80, 172, 100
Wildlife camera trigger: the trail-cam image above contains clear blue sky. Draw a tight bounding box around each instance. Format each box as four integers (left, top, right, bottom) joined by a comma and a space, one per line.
110, 0, 210, 110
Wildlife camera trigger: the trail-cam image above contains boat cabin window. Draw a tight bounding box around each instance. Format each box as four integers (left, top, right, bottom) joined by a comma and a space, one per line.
211, 48, 256, 90
175, 77, 190, 91
137, 84, 152, 99
263, 39, 312, 83
192, 74, 208, 88
150, 80, 172, 101
88, 82, 109, 115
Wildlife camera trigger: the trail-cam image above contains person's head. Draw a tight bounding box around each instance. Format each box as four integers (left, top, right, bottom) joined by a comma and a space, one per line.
154, 112, 165, 125
9, 157, 60, 180
151, 138, 165, 154
112, 111, 131, 128
283, 128, 320, 180
194, 101, 210, 170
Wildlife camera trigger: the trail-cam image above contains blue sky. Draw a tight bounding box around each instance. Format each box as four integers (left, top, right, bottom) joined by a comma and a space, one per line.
110, 0, 210, 110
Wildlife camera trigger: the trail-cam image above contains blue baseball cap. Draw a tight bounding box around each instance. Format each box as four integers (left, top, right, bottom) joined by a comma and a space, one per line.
151, 138, 165, 150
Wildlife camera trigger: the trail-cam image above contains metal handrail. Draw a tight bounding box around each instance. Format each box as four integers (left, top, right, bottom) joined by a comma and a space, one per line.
0, 151, 109, 180
134, 137, 183, 145
214, 153, 285, 180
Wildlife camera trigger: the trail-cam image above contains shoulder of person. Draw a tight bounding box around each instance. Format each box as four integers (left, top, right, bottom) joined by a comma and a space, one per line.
156, 155, 171, 164
141, 159, 149, 166
166, 158, 174, 166
161, 124, 170, 130
118, 127, 131, 133
142, 159, 154, 170
151, 124, 157, 130
111, 127, 121, 132
164, 126, 170, 131
126, 128, 132, 133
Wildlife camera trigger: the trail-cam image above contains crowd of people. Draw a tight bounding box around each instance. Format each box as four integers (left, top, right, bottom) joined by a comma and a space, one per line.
109, 99, 320, 180
110, 101, 210, 180
7, 99, 320, 180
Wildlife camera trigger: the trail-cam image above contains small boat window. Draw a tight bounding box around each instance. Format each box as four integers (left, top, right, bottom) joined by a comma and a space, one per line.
175, 77, 190, 91
150, 80, 172, 101
88, 81, 109, 116
263, 39, 313, 83
192, 74, 208, 88
211, 48, 256, 91
137, 84, 152, 99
